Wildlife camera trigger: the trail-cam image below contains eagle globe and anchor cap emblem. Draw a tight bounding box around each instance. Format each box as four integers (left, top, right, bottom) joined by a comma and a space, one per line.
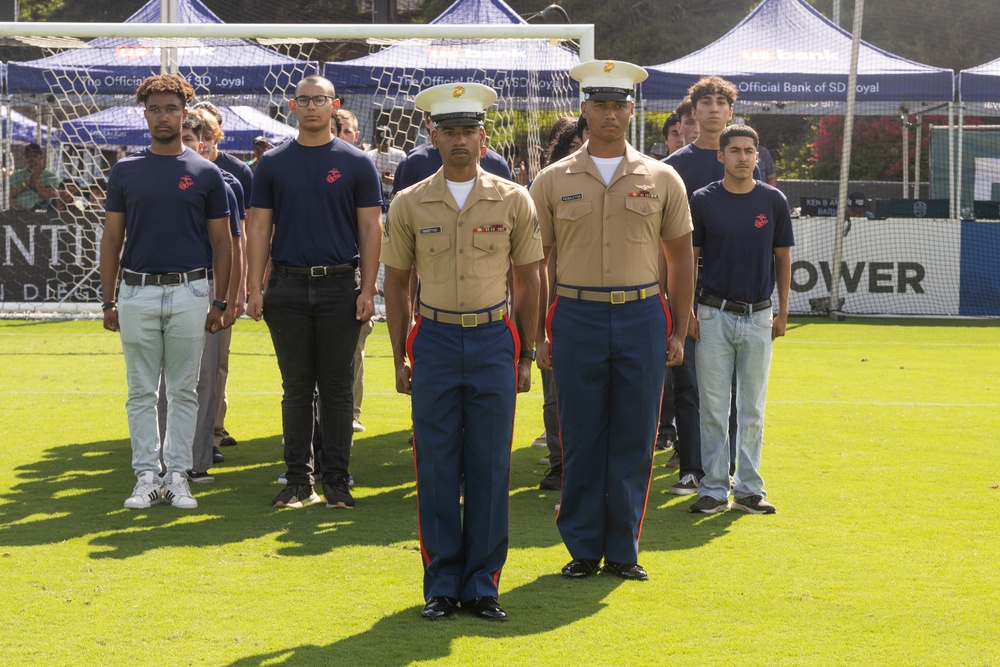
570, 59, 648, 102
415, 82, 498, 127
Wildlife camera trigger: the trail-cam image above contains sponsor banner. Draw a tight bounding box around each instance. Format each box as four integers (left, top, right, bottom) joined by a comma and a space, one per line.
789, 218, 961, 315
959, 220, 1000, 316
1, 209, 103, 306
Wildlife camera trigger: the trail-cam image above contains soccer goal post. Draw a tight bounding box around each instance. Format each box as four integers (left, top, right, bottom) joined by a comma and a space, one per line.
0, 20, 593, 318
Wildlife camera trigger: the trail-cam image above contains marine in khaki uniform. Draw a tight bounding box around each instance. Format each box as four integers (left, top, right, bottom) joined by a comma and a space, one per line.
530, 60, 695, 581
381, 82, 542, 622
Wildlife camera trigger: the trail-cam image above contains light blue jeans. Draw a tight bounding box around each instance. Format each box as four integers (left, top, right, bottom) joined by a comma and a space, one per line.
695, 304, 773, 501
118, 278, 209, 477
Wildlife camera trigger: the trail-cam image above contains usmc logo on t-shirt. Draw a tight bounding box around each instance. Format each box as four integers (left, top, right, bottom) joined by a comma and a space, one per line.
754, 213, 769, 228
327, 168, 342, 183
179, 175, 194, 190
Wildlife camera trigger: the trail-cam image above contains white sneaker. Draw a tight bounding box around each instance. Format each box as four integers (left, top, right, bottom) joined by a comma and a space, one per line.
531, 432, 547, 447
163, 472, 198, 509
124, 471, 163, 509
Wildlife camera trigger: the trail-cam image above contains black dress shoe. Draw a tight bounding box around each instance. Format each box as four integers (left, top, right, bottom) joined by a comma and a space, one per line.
212, 446, 225, 464
463, 596, 508, 621
421, 596, 459, 620
561, 558, 602, 578
603, 561, 649, 581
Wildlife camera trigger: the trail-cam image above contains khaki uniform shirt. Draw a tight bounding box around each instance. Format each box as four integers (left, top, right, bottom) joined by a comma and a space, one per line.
381, 167, 543, 312
530, 142, 692, 287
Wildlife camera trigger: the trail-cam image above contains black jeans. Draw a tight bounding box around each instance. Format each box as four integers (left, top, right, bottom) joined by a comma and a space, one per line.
263, 270, 362, 485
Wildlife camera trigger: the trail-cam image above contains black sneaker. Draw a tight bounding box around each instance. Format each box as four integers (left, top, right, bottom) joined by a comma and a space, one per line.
212, 446, 225, 464
689, 495, 730, 514
187, 470, 215, 483
539, 465, 562, 490
655, 435, 676, 452
323, 474, 356, 509
272, 483, 319, 508
732, 495, 776, 514
218, 430, 238, 447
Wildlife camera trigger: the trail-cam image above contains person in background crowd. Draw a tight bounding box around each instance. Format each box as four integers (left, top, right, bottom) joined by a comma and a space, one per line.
661, 113, 685, 156
246, 135, 271, 172
367, 126, 407, 201
10, 142, 60, 211
756, 143, 778, 186
674, 97, 700, 146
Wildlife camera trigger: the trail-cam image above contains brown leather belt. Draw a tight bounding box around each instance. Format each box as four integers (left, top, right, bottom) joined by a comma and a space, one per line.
698, 293, 771, 314
121, 268, 212, 287
418, 303, 508, 327
555, 283, 659, 304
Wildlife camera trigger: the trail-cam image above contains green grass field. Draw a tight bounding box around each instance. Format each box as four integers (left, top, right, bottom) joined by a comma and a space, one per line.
1, 317, 998, 666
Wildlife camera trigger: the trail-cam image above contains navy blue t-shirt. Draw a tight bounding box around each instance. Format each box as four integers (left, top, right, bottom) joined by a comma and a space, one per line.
223, 180, 242, 238
106, 148, 230, 274
214, 151, 253, 209
664, 143, 762, 196
391, 143, 512, 197
220, 171, 246, 229
251, 138, 383, 267
690, 181, 795, 304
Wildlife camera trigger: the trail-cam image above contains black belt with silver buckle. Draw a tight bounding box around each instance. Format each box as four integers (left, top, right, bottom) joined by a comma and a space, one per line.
555, 283, 660, 305
121, 268, 212, 287
698, 293, 771, 314
417, 303, 508, 328
272, 261, 358, 278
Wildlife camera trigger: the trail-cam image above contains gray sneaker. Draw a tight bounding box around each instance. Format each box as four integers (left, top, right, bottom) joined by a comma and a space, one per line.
732, 495, 776, 514
272, 483, 320, 508
689, 495, 730, 514
668, 473, 699, 496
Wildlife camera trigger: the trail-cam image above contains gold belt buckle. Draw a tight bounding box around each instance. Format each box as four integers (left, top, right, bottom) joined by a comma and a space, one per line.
461, 313, 478, 328
610, 290, 626, 305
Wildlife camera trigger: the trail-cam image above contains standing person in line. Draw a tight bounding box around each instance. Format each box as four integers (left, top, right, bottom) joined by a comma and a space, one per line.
534, 116, 585, 493
178, 109, 245, 483
531, 61, 694, 581
367, 126, 407, 202
382, 83, 541, 622
192, 101, 253, 456
688, 125, 792, 515
663, 76, 760, 497
662, 113, 685, 156
100, 73, 232, 510
245, 75, 382, 510
675, 97, 700, 146
756, 143, 779, 187
335, 108, 376, 434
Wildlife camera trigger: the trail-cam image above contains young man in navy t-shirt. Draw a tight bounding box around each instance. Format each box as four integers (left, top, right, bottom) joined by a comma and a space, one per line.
688, 125, 793, 515
246, 75, 383, 510
100, 73, 232, 511
662, 76, 761, 498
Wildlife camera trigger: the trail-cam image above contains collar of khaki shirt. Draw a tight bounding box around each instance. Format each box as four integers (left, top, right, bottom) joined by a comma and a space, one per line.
564, 141, 654, 186
418, 165, 505, 213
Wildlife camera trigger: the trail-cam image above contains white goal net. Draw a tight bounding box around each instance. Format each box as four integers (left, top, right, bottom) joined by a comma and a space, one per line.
0, 12, 592, 317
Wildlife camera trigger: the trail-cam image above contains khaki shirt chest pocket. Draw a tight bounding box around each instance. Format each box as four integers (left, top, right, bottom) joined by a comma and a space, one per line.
554, 200, 593, 249
624, 197, 663, 244
471, 231, 511, 278
415, 233, 452, 284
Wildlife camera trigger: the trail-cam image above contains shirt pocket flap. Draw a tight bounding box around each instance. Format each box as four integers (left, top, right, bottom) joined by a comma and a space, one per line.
624, 198, 663, 216
472, 232, 508, 253
555, 200, 593, 221
415, 233, 452, 257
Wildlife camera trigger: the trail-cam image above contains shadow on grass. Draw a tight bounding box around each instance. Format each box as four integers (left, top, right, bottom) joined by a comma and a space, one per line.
0, 429, 738, 560
224, 574, 616, 667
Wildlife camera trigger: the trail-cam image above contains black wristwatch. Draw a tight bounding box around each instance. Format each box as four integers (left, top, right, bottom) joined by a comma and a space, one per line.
519, 349, 536, 361
211, 299, 228, 311
101, 301, 117, 311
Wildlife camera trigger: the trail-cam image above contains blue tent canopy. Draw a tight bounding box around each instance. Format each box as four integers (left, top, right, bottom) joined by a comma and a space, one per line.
958, 56, 1000, 114
643, 0, 954, 115
2, 106, 54, 145
6, 0, 317, 99
60, 105, 296, 151
323, 0, 579, 103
